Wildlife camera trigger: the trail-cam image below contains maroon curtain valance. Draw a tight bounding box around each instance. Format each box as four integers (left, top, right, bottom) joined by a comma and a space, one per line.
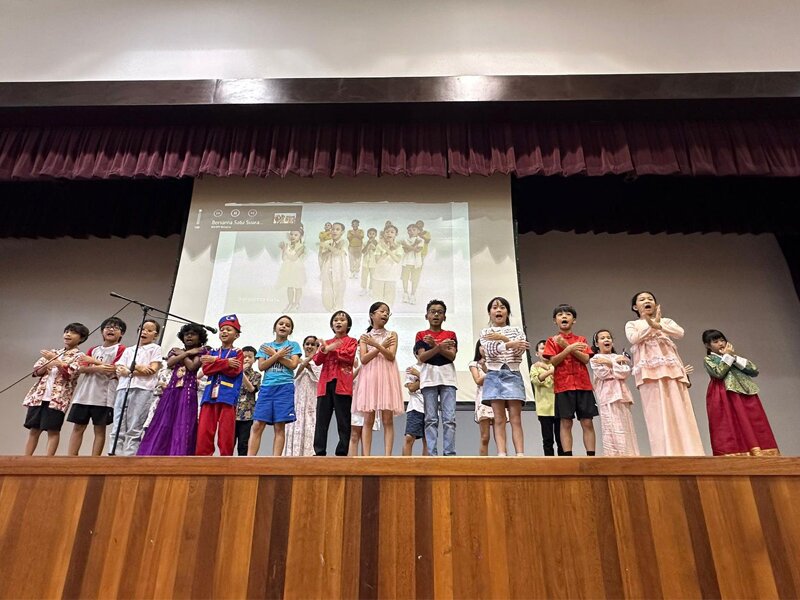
2, 118, 800, 180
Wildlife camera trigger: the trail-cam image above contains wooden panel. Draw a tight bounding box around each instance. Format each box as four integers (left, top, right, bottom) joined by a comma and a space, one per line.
0, 457, 797, 599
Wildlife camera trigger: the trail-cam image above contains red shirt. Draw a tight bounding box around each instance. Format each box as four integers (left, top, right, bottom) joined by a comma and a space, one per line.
313, 336, 358, 397
414, 329, 458, 366
543, 332, 593, 393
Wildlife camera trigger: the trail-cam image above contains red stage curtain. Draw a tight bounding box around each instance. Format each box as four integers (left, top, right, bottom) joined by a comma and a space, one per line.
2, 119, 800, 180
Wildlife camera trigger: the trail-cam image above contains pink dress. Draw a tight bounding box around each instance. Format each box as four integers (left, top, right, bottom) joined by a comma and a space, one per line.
589, 354, 640, 457
625, 318, 704, 456
352, 328, 404, 415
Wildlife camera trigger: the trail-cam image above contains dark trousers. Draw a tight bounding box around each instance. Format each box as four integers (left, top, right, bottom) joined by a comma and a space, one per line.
235, 420, 253, 456
539, 416, 564, 456
314, 380, 351, 456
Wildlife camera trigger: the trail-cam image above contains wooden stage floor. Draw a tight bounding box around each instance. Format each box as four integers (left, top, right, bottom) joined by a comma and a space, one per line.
0, 457, 798, 599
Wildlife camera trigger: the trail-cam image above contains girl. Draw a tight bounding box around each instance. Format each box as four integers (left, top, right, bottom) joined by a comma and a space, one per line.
352, 302, 404, 455
400, 223, 423, 305
702, 329, 779, 456
625, 291, 703, 456
320, 222, 348, 312
371, 225, 404, 305
530, 340, 563, 456
275, 229, 307, 312
138, 323, 208, 456
249, 315, 302, 456
313, 311, 359, 456
468, 341, 494, 456
589, 330, 640, 457
360, 227, 379, 296
480, 297, 529, 456
285, 336, 321, 456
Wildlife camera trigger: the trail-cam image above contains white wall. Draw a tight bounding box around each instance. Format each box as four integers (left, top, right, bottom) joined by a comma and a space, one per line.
1, 1, 799, 82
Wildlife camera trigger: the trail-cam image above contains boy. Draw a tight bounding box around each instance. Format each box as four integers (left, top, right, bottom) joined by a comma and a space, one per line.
23, 322, 90, 456
235, 345, 261, 456
414, 300, 458, 456
197, 314, 244, 456
347, 219, 364, 279
359, 227, 379, 296
543, 304, 598, 456
67, 317, 127, 456
403, 363, 428, 456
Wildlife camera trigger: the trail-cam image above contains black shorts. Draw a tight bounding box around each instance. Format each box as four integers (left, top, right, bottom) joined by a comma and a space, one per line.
555, 390, 599, 420
67, 403, 114, 426
24, 401, 66, 432
404, 410, 424, 439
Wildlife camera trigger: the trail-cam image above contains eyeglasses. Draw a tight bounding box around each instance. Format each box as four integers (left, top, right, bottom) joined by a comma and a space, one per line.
103, 325, 121, 330
428, 309, 445, 316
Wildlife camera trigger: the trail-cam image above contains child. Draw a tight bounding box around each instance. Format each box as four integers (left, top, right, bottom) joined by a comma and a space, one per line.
66, 317, 126, 456
360, 227, 379, 296
276, 230, 307, 312
371, 225, 404, 305
400, 223, 424, 304
414, 299, 458, 456
235, 346, 261, 456
111, 319, 163, 456
320, 222, 348, 312
589, 330, 640, 457
530, 340, 563, 456
352, 302, 404, 455
285, 336, 321, 456
249, 316, 302, 456
196, 314, 244, 456
313, 311, 359, 456
138, 323, 208, 456
347, 219, 365, 279
23, 322, 89, 456
468, 342, 493, 456
701, 329, 779, 456
625, 292, 703, 456
403, 363, 428, 456
543, 304, 598, 457
416, 220, 432, 264
480, 297, 529, 456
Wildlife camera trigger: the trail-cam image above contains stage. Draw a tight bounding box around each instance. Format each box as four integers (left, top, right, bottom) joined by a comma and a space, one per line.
0, 457, 798, 599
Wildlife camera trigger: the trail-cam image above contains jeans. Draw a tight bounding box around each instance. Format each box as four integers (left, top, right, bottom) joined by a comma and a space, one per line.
422, 385, 456, 456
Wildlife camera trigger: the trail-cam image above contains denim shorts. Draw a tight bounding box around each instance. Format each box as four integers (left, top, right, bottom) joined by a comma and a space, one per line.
482, 368, 526, 404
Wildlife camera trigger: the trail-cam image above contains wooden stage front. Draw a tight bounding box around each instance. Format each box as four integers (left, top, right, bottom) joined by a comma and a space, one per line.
0, 457, 798, 599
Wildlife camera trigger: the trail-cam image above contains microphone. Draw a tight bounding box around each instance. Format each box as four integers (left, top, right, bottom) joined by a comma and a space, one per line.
204, 325, 218, 334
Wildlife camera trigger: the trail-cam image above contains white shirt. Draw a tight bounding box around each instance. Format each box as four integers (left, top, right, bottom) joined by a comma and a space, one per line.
72, 344, 122, 407
404, 367, 425, 413
115, 343, 163, 392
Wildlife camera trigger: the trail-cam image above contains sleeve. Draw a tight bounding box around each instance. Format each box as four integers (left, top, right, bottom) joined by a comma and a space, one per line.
479, 329, 504, 359
290, 341, 302, 357
32, 355, 48, 375
335, 337, 358, 366
203, 350, 243, 377
413, 339, 431, 357
450, 332, 458, 349
611, 360, 632, 380
542, 337, 558, 359
659, 318, 685, 340
61, 350, 83, 380
625, 320, 652, 345
255, 344, 268, 360
250, 370, 263, 388
703, 355, 731, 379
735, 357, 759, 377
579, 336, 594, 356
312, 346, 326, 365
114, 348, 130, 366
589, 356, 614, 380
148, 345, 164, 365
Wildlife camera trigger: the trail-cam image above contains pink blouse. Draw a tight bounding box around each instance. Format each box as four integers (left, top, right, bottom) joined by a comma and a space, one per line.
624, 318, 689, 388
589, 354, 634, 406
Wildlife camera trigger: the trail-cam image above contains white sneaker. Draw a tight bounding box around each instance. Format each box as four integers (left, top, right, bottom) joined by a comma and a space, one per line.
402, 292, 410, 303
410, 294, 416, 305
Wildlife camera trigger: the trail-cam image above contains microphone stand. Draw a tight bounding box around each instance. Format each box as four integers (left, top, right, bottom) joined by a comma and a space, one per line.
108, 292, 216, 456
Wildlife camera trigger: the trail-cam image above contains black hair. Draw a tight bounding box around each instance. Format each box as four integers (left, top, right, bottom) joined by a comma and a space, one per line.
142, 319, 162, 334
64, 322, 90, 343
383, 224, 398, 235
101, 317, 127, 335
366, 302, 390, 332
367, 227, 377, 235
631, 291, 658, 316
332, 222, 345, 231
426, 299, 447, 314
242, 345, 257, 355
591, 329, 617, 354
178, 323, 208, 346
302, 335, 318, 346
487, 296, 512, 325
273, 314, 295, 335
701, 329, 727, 354
330, 310, 353, 333
536, 339, 547, 349
552, 304, 577, 319
473, 340, 483, 362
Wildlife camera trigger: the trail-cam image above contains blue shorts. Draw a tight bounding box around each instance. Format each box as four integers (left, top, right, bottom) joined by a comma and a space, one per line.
404, 409, 424, 439
482, 368, 526, 404
253, 383, 296, 425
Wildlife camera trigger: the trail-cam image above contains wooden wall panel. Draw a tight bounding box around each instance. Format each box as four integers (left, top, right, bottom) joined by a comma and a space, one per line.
0, 457, 797, 599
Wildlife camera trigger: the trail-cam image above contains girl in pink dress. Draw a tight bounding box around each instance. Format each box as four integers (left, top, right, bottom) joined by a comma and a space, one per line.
625, 291, 704, 456
589, 329, 640, 456
351, 302, 404, 455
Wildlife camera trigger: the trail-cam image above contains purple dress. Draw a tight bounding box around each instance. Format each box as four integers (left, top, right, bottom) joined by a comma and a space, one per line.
137, 349, 202, 456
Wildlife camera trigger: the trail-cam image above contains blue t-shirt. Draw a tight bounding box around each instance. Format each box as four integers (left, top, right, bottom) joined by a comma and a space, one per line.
256, 340, 302, 387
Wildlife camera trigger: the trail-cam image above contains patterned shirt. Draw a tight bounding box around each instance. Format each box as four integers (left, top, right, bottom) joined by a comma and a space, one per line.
543, 332, 594, 393
23, 347, 84, 413
236, 367, 262, 421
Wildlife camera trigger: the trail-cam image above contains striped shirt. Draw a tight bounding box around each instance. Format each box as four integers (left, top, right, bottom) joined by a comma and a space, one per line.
480, 326, 527, 371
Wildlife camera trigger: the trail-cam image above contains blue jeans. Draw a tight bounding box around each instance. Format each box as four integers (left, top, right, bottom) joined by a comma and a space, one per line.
422, 385, 456, 456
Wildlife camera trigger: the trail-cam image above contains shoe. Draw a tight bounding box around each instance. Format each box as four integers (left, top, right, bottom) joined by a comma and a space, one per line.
410, 294, 416, 305
402, 292, 409, 303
